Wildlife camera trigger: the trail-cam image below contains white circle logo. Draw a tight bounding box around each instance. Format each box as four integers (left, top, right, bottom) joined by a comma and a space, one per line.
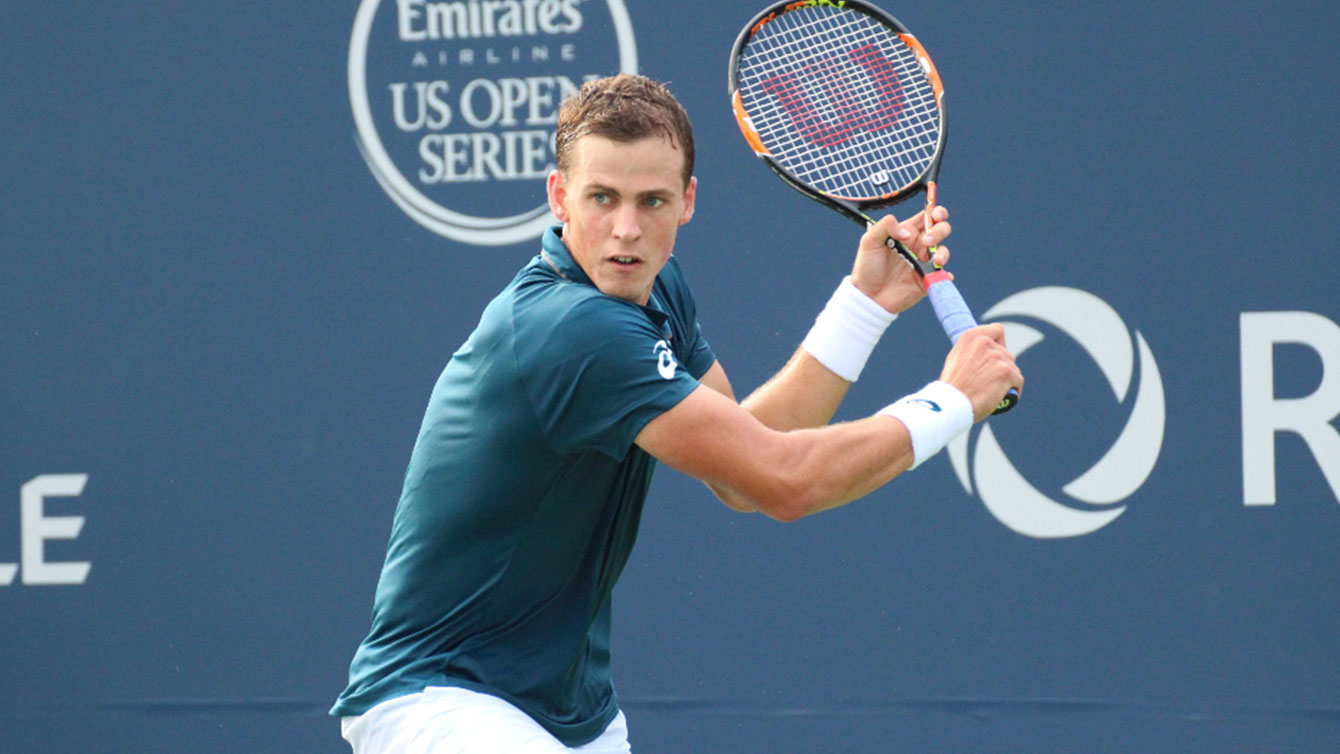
653, 339, 677, 380
947, 287, 1166, 538
349, 0, 639, 246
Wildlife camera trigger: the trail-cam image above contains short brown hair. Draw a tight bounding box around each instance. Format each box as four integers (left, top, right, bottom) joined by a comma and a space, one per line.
554, 74, 695, 187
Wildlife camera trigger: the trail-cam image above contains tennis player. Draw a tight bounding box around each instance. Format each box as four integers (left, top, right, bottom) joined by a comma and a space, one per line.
333, 74, 1021, 753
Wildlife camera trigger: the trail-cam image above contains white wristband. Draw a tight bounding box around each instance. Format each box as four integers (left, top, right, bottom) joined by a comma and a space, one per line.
879, 381, 973, 469
800, 276, 896, 382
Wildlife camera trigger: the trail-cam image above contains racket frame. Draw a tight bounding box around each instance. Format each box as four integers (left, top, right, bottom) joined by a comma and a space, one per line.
728, 0, 947, 275
727, 0, 1018, 414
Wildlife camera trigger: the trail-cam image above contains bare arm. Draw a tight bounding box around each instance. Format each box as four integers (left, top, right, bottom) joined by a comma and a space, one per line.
667, 206, 1019, 516
693, 358, 843, 510
643, 324, 1021, 520
739, 349, 852, 431
726, 209, 954, 432
636, 380, 915, 522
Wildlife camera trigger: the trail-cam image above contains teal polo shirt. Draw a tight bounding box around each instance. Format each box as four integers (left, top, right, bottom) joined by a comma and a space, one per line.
332, 226, 716, 746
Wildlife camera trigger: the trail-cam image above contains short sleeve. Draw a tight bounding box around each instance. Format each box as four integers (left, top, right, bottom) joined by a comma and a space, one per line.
656, 256, 715, 379
517, 295, 702, 459
681, 319, 715, 379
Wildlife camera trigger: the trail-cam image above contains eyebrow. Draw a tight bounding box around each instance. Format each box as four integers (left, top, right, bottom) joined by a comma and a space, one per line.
586, 182, 674, 201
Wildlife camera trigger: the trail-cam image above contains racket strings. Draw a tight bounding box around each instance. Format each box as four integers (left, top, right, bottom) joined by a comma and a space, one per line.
744, 14, 938, 155
736, 7, 941, 200
749, 22, 936, 191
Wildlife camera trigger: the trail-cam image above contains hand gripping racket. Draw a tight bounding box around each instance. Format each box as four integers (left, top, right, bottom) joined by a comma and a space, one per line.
728, 0, 1017, 414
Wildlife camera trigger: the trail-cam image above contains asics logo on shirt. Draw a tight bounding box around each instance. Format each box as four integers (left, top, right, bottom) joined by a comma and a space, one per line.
653, 340, 677, 380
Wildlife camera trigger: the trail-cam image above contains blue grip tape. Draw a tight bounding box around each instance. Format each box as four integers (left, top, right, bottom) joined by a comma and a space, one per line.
926, 277, 1019, 414
926, 278, 977, 343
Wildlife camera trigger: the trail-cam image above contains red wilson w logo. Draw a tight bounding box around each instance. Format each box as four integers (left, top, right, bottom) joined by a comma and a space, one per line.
761, 44, 905, 147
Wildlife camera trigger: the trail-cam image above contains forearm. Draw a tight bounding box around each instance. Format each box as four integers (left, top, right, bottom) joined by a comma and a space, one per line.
746, 382, 971, 520
774, 415, 916, 518
700, 414, 910, 517
740, 348, 850, 431
742, 277, 896, 431
642, 381, 972, 522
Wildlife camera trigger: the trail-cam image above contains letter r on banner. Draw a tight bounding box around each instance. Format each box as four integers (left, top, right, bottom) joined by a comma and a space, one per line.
1241, 312, 1340, 505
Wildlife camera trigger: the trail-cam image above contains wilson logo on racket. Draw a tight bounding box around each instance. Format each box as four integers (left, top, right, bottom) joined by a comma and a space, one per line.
760, 44, 906, 148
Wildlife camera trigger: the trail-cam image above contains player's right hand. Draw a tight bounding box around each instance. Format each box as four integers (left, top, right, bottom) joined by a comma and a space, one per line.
939, 324, 1023, 422
849, 208, 951, 316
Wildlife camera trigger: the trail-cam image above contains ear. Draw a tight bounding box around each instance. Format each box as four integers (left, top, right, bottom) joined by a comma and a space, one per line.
547, 169, 569, 223
678, 176, 697, 226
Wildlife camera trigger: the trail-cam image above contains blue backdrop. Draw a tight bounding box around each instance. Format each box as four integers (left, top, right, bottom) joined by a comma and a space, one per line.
4, 1, 1339, 752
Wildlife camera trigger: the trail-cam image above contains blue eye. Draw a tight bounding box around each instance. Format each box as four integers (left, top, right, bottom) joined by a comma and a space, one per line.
593, 193, 610, 204
645, 196, 665, 208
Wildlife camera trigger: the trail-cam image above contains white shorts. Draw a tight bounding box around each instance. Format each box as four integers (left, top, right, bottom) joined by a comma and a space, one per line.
340, 686, 631, 754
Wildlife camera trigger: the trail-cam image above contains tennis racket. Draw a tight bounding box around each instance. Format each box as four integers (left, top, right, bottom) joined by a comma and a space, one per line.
728, 0, 1017, 414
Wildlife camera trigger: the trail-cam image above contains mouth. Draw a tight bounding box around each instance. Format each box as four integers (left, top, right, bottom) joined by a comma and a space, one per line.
608, 255, 641, 267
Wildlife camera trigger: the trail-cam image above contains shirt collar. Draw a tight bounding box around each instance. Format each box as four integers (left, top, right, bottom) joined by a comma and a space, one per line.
539, 225, 593, 286
538, 224, 671, 330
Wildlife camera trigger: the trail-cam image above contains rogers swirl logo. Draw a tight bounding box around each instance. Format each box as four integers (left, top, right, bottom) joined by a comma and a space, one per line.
947, 287, 1166, 539
349, 0, 639, 246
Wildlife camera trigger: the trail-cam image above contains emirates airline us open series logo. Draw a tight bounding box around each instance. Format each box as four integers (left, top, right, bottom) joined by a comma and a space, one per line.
947, 287, 1166, 539
349, 0, 639, 246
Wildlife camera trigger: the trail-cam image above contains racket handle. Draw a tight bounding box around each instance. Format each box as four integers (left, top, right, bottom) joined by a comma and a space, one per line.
925, 275, 1019, 415
925, 274, 977, 343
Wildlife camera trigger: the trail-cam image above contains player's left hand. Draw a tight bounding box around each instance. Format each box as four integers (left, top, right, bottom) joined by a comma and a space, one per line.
849, 206, 951, 314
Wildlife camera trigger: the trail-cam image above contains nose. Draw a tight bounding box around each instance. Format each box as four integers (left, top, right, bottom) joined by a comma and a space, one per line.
612, 203, 641, 241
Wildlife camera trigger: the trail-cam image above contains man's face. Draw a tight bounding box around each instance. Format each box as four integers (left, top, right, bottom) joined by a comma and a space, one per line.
546, 135, 696, 305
